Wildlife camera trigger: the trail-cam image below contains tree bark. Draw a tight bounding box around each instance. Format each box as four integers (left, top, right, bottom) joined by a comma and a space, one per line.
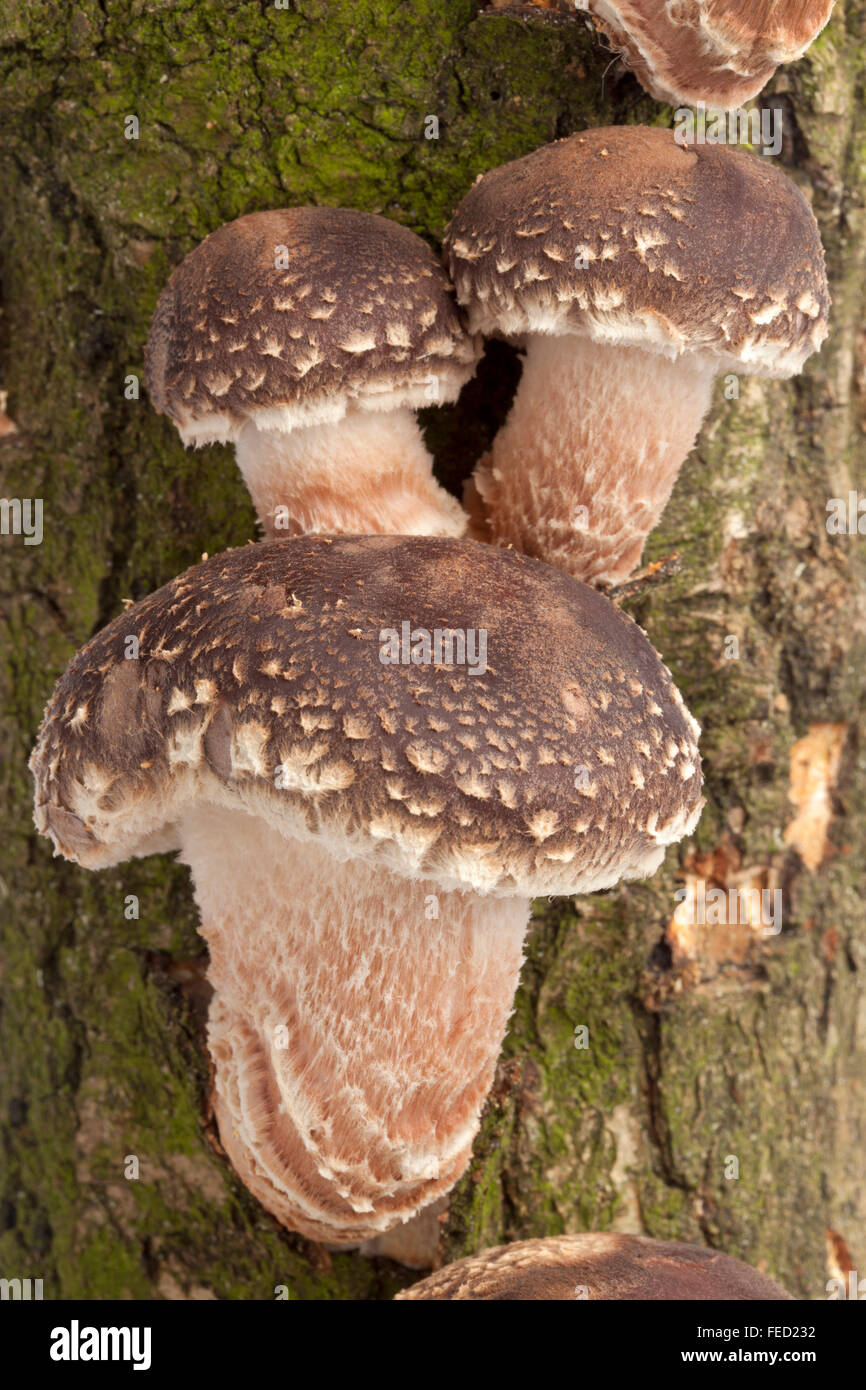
1, 0, 864, 1300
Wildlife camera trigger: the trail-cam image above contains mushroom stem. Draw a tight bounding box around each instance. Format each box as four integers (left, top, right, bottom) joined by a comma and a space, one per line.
469, 336, 715, 588
180, 802, 529, 1245
235, 408, 467, 539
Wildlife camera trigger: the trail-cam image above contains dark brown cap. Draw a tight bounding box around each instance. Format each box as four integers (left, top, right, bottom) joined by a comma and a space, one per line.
145, 208, 479, 445
445, 127, 829, 377
31, 536, 702, 896
395, 1232, 794, 1300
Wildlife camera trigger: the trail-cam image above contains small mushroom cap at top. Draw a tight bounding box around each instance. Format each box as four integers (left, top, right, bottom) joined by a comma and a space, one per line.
590, 1, 836, 109
145, 208, 480, 446
30, 536, 702, 899
445, 127, 829, 377
395, 1232, 794, 1300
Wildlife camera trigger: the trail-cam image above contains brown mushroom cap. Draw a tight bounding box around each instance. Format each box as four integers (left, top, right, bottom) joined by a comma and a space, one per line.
589, 1, 835, 109
31, 535, 702, 897
145, 208, 479, 445
445, 127, 829, 378
395, 1232, 794, 1300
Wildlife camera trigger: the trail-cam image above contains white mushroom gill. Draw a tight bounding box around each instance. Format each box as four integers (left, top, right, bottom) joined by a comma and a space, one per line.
234, 408, 467, 540
470, 336, 716, 588
179, 801, 529, 1245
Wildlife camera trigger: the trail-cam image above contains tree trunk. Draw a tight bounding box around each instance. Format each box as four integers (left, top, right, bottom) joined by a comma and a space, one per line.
1, 0, 863, 1300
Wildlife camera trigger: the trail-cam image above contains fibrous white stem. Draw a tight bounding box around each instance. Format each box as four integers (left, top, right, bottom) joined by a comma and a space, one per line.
470, 335, 715, 587
235, 408, 467, 539
179, 802, 529, 1245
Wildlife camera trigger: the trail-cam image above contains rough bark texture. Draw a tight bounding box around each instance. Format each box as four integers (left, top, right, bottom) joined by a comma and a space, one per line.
1, 0, 864, 1300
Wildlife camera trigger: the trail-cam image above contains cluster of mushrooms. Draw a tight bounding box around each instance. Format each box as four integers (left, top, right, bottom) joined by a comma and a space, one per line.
31, 2, 833, 1299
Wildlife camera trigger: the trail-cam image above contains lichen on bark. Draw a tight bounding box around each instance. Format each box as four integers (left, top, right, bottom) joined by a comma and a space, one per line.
1, 0, 864, 1299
